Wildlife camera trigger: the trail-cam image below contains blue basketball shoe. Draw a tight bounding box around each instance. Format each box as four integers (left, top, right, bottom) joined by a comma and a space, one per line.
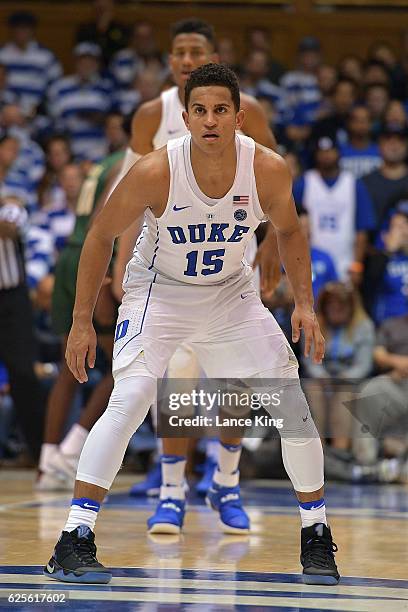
206, 483, 250, 534
195, 457, 217, 496
43, 525, 111, 584
147, 498, 185, 534
129, 462, 161, 497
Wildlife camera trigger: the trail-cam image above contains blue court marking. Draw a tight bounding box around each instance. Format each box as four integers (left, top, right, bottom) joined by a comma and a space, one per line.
2, 567, 408, 589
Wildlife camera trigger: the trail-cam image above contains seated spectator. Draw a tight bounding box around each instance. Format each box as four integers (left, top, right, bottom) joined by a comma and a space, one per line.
48, 42, 115, 162
338, 54, 363, 85
293, 136, 376, 282
280, 36, 322, 110
339, 105, 381, 178
217, 37, 241, 75
245, 27, 286, 84
0, 64, 16, 110
362, 60, 391, 90
384, 99, 407, 129
285, 64, 337, 148
110, 21, 167, 91
76, 0, 128, 67
353, 313, 408, 473
37, 135, 73, 211
0, 132, 29, 209
240, 50, 286, 126
310, 79, 357, 148
27, 163, 83, 302
105, 112, 129, 155
362, 201, 408, 325
302, 282, 375, 451
362, 123, 408, 237
364, 83, 390, 136
0, 103, 45, 214
0, 11, 62, 116
116, 67, 163, 117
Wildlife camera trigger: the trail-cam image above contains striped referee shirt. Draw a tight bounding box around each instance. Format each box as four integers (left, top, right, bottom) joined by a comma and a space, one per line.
0, 202, 27, 290
0, 41, 62, 114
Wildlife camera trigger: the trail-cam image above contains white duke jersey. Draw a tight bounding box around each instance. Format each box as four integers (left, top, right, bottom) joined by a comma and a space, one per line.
151, 86, 260, 287
136, 133, 265, 285
153, 86, 186, 149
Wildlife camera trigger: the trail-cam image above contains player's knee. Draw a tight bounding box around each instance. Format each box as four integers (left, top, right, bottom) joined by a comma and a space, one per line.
104, 375, 156, 436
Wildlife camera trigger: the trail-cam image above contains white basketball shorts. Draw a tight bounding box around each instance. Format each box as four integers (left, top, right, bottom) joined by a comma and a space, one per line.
112, 257, 294, 381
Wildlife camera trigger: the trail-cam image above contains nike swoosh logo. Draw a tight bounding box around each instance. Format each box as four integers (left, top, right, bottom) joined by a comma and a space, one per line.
168, 129, 179, 135
46, 563, 55, 573
173, 205, 191, 212
240, 292, 252, 299
83, 503, 99, 510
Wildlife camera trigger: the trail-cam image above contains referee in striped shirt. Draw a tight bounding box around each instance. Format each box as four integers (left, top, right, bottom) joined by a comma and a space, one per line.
0, 132, 44, 462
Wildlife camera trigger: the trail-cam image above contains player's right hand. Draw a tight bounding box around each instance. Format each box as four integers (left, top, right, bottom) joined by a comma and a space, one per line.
65, 320, 97, 383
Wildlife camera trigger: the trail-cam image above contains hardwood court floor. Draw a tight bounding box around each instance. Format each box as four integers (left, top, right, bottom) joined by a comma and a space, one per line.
1, 470, 408, 611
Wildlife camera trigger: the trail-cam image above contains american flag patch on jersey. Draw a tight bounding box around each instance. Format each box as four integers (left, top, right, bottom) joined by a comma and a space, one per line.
233, 195, 249, 206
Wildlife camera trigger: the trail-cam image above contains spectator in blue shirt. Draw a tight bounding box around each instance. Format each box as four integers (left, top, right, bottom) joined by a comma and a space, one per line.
0, 11, 62, 115
339, 106, 381, 178
48, 42, 115, 163
363, 201, 408, 325
280, 36, 322, 110
286, 63, 337, 147
293, 136, 376, 283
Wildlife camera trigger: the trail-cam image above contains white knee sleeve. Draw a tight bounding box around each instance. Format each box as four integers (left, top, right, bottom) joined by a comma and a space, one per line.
76, 375, 156, 489
281, 437, 324, 493
250, 363, 324, 493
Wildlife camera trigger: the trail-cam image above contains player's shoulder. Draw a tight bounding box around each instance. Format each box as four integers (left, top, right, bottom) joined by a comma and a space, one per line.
254, 143, 289, 176
131, 97, 162, 130
131, 146, 169, 181
239, 91, 263, 114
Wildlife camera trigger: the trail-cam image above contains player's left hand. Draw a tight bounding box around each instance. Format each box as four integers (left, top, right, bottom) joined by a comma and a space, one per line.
253, 234, 281, 299
291, 306, 325, 364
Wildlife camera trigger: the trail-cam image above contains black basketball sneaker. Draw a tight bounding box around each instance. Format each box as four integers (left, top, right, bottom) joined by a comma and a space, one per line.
44, 525, 112, 583
301, 523, 340, 585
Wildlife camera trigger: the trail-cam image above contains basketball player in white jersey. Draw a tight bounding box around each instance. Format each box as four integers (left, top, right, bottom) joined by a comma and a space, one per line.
110, 19, 281, 512
44, 64, 339, 586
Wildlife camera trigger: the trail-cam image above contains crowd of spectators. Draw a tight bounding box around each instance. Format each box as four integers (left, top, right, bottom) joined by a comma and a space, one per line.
0, 1, 407, 485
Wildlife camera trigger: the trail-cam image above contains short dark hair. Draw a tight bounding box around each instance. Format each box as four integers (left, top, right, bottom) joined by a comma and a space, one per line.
171, 18, 215, 49
185, 63, 240, 112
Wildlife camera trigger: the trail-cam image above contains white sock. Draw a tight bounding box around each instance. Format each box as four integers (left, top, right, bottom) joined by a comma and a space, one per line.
206, 439, 219, 463
299, 498, 327, 527
213, 442, 241, 488
160, 454, 186, 500
64, 497, 100, 532
39, 443, 58, 472
60, 424, 88, 458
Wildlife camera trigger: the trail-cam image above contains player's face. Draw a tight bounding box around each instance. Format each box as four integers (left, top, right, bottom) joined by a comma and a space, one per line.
169, 34, 218, 88
183, 86, 244, 153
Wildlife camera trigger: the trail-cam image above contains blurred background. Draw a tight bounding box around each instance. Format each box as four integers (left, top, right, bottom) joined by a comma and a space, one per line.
0, 0, 407, 490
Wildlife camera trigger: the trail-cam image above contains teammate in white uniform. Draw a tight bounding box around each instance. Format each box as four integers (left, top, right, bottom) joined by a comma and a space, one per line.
44, 63, 339, 587
110, 19, 280, 504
